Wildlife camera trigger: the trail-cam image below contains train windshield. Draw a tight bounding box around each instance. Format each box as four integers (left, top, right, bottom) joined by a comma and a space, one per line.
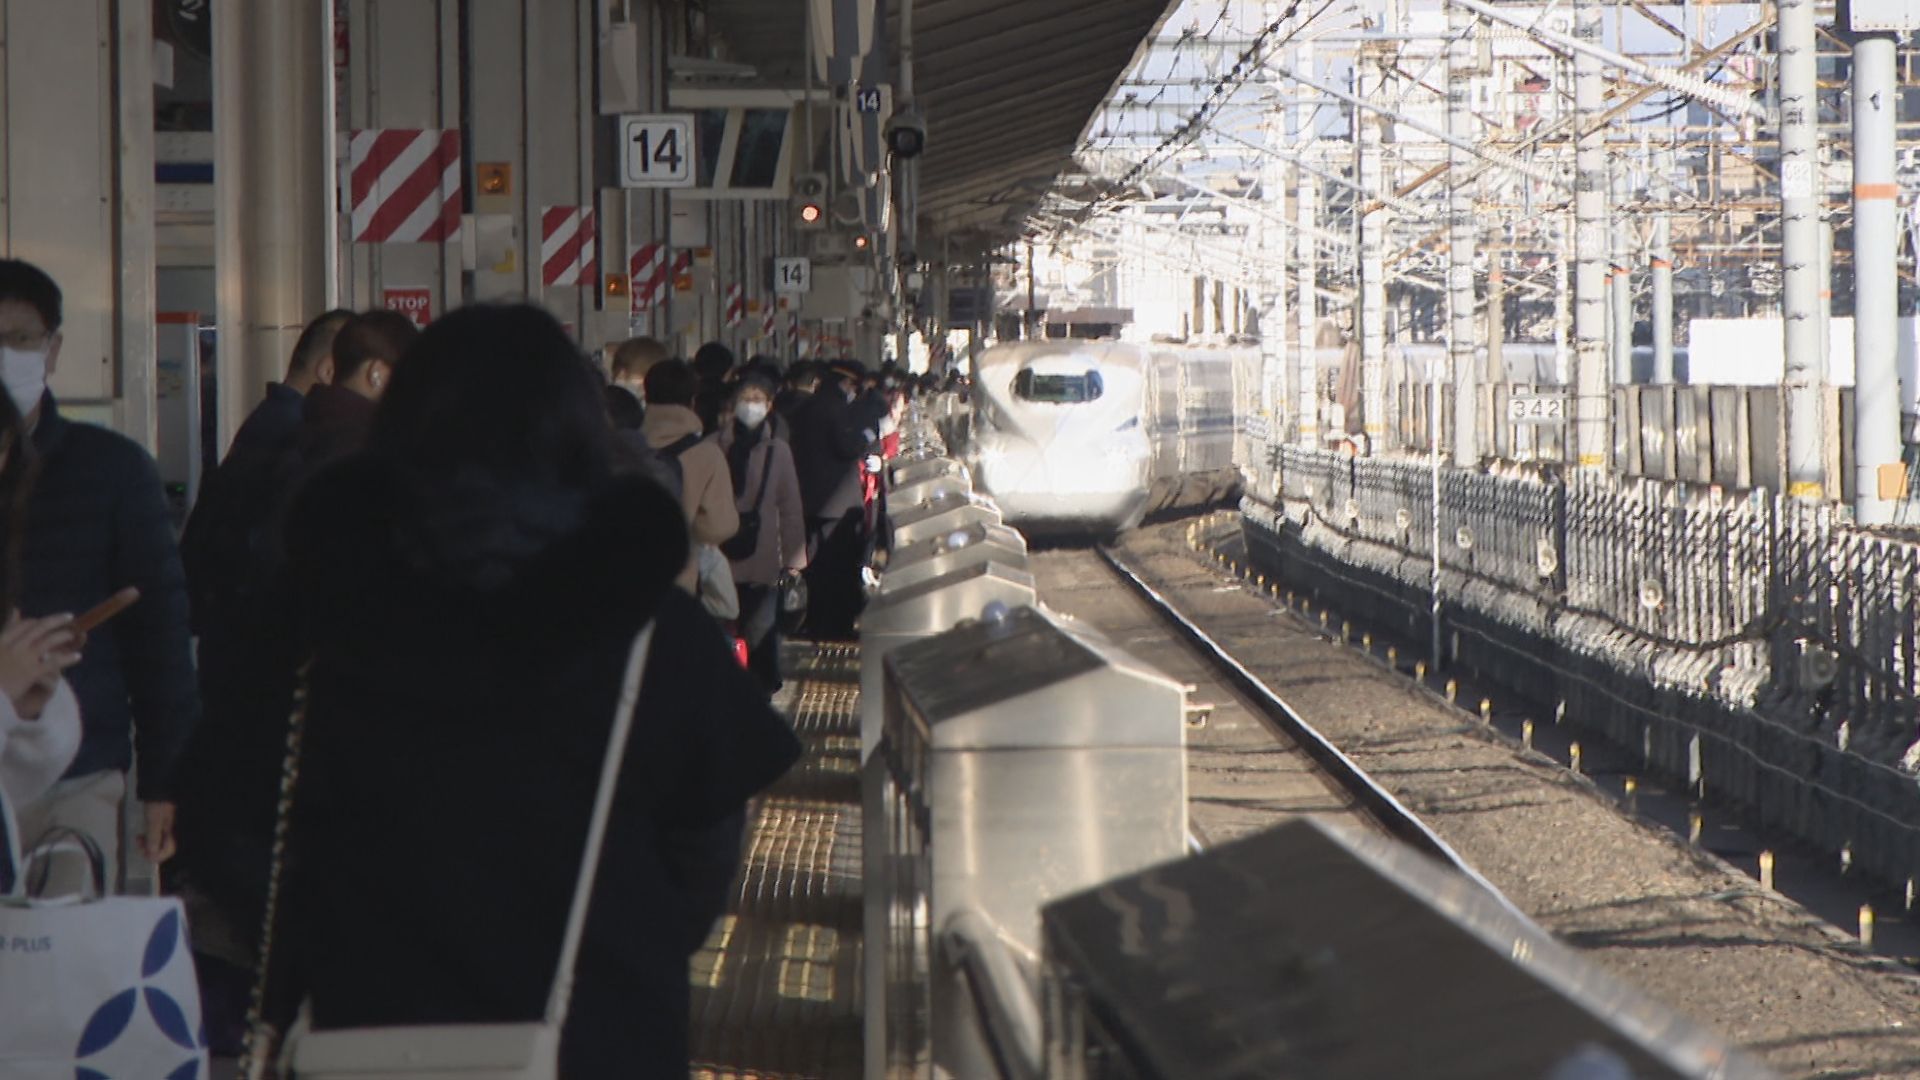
1012, 367, 1104, 404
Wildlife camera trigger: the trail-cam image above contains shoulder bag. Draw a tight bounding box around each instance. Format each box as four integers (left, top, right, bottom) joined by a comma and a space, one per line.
719, 442, 775, 562
258, 623, 658, 1079
0, 826, 210, 1078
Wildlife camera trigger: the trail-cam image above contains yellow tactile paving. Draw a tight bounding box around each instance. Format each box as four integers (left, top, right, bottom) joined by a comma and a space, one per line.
689, 643, 864, 1080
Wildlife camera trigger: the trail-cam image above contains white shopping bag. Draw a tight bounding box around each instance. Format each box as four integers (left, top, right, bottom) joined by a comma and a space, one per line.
0, 833, 208, 1079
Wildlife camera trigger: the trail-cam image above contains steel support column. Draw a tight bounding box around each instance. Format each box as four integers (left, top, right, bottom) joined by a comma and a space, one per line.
213, 0, 331, 453
1651, 214, 1675, 384
1296, 40, 1320, 448
1447, 8, 1478, 467
1779, 0, 1825, 499
1852, 29, 1902, 522
1610, 169, 1633, 385
1572, 2, 1610, 468
1488, 260, 1505, 390
1358, 51, 1389, 451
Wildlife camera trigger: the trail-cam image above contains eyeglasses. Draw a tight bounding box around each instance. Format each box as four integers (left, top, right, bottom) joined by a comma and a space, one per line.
0, 330, 49, 351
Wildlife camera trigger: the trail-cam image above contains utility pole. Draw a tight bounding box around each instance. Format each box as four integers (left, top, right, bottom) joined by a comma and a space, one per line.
1778, 0, 1825, 499
1611, 168, 1634, 385
1488, 256, 1506, 391
1262, 2, 1292, 438
1358, 48, 1389, 452
1849, 2, 1905, 522
1573, 0, 1611, 469
1448, 3, 1479, 468
1296, 37, 1320, 449
1651, 213, 1675, 384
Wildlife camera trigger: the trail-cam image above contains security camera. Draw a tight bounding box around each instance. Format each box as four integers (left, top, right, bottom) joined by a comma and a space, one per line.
886, 106, 927, 159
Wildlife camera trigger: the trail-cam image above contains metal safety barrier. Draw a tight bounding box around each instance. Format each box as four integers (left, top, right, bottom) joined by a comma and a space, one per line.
875, 603, 1187, 1079
1243, 436, 1920, 887
860, 405, 1187, 1080
1040, 818, 1773, 1079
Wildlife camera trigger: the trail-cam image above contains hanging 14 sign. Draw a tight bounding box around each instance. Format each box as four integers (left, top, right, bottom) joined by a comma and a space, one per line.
618, 114, 695, 189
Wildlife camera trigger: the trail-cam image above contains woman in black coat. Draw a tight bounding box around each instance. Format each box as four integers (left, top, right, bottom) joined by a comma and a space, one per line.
274, 304, 801, 1077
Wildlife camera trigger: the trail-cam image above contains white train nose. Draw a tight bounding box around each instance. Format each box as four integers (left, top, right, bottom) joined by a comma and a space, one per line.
974, 444, 1150, 530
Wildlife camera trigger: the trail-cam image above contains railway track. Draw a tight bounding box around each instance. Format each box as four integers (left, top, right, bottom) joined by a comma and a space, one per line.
1032, 543, 1535, 930
1046, 520, 1920, 1079
1091, 543, 1534, 920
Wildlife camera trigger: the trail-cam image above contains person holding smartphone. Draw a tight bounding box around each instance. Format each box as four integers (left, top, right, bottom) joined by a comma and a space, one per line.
0, 259, 202, 894
0, 377, 82, 890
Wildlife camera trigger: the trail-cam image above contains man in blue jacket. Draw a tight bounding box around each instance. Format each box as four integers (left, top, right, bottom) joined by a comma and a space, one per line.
0, 259, 201, 892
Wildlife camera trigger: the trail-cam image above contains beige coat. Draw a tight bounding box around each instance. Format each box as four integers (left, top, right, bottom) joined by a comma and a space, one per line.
715, 424, 808, 585
642, 404, 739, 592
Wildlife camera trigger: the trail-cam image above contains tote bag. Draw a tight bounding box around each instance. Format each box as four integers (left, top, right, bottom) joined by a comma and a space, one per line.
278, 622, 657, 1079
0, 828, 210, 1079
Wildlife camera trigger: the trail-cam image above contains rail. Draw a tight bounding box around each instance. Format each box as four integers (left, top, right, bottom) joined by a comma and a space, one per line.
1098, 542, 1540, 929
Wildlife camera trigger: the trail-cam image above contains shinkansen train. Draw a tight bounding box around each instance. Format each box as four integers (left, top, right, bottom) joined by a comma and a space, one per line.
956, 341, 1260, 534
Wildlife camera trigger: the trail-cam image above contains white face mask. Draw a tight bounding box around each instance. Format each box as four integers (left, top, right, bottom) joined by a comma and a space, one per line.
736, 400, 770, 428
0, 345, 48, 416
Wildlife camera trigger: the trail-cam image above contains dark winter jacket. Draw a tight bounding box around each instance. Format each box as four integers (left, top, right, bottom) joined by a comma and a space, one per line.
173, 385, 312, 926
171, 382, 378, 933
180, 382, 304, 631
18, 394, 201, 798
278, 455, 800, 1077
788, 388, 870, 520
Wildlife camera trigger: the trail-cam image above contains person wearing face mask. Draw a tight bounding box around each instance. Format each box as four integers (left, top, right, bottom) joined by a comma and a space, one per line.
715, 367, 806, 692
0, 258, 202, 895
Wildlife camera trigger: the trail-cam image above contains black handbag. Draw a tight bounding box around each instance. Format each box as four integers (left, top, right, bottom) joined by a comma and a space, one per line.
777, 569, 808, 635
721, 443, 775, 562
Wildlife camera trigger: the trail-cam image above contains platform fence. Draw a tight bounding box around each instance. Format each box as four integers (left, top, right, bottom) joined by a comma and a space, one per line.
1244, 441, 1920, 885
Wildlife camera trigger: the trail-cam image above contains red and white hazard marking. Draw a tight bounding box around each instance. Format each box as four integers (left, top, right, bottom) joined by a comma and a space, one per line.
349, 129, 462, 243
541, 207, 597, 288
724, 284, 745, 327
629, 243, 668, 311
759, 306, 777, 339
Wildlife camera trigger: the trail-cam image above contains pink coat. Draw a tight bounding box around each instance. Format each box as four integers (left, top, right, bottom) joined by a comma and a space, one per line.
715, 424, 808, 585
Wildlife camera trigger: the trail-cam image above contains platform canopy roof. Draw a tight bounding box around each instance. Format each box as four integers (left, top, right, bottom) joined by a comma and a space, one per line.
702, 0, 1178, 250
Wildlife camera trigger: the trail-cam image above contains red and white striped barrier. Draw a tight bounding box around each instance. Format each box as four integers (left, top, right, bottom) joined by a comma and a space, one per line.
759, 306, 777, 339
724, 284, 745, 327
541, 207, 597, 287
629, 243, 669, 311
349, 129, 462, 243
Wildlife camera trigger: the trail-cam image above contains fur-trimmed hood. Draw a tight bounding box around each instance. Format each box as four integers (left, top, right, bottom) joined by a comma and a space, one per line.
285, 453, 689, 701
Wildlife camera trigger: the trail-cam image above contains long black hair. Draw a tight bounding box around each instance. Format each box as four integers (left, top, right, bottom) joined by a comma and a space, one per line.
370, 303, 612, 491
365, 304, 616, 587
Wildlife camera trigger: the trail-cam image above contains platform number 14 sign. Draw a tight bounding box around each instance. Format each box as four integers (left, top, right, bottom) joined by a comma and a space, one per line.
774, 257, 812, 295
619, 114, 694, 189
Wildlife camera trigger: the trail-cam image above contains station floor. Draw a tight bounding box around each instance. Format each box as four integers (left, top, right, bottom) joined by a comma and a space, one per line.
690, 642, 865, 1080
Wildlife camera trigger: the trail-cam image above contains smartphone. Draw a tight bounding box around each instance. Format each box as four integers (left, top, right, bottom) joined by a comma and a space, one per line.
72, 587, 140, 634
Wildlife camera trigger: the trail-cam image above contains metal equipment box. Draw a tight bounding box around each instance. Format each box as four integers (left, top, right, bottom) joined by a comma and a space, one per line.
857, 559, 1037, 757
890, 455, 971, 490
889, 490, 1003, 547
891, 471, 976, 512
873, 605, 1188, 1079
879, 520, 1028, 596
1040, 817, 1773, 1080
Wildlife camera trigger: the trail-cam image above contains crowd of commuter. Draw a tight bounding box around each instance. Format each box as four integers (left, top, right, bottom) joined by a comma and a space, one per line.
0, 251, 930, 1076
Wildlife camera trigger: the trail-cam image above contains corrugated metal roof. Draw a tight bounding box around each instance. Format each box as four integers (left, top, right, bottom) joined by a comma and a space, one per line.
704, 0, 1177, 248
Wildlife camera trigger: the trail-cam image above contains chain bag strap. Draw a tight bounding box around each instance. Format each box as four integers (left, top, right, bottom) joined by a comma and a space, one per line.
237, 672, 310, 1080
